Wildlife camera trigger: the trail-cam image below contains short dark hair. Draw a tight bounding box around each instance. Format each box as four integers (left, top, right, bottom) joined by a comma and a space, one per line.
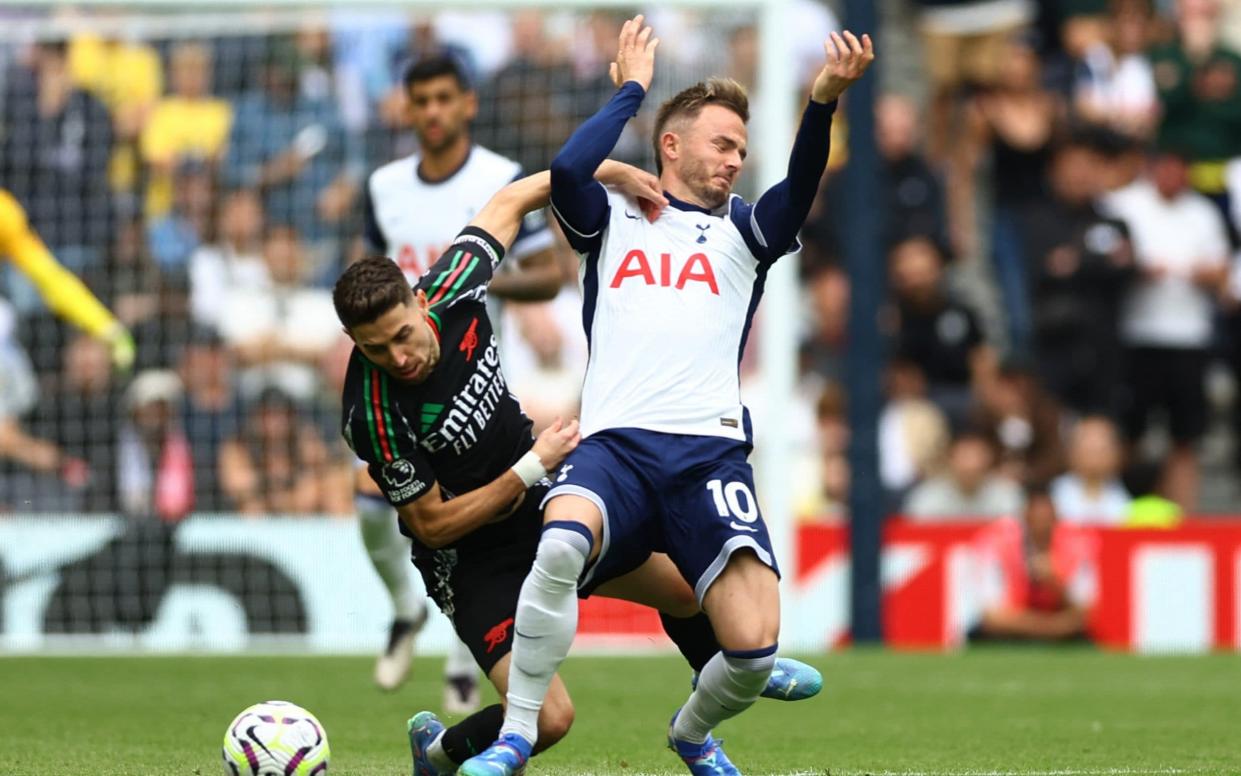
653, 78, 750, 175
403, 54, 471, 93
333, 257, 414, 330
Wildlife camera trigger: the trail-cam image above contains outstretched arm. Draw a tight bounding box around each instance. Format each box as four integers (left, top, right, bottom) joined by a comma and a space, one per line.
549, 15, 659, 242
466, 163, 665, 258
393, 419, 581, 548
0, 190, 134, 369
747, 31, 875, 262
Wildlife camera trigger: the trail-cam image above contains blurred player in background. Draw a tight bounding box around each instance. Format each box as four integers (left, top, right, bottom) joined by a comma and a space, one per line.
0, 189, 133, 480
356, 54, 562, 710
465, 16, 872, 776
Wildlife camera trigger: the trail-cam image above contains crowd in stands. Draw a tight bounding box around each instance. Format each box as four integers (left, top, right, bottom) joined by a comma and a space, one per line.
795, 0, 1241, 538
2, 1, 1241, 544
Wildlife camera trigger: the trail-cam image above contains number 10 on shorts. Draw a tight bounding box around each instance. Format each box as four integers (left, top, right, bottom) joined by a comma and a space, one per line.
706, 479, 760, 531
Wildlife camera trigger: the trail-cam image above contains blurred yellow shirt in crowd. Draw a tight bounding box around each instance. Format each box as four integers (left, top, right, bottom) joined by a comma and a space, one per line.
141, 97, 234, 215
0, 189, 120, 340
69, 33, 164, 194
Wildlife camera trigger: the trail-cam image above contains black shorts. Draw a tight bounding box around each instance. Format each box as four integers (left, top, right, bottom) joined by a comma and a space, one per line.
413, 489, 542, 674
1121, 346, 1209, 444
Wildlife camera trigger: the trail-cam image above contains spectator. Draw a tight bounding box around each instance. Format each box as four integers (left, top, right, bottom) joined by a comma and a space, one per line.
0, 298, 84, 510
1020, 135, 1136, 416
1073, 0, 1158, 139
803, 264, 850, 381
474, 10, 577, 173
218, 387, 348, 515
875, 94, 951, 249
146, 161, 213, 273
972, 488, 1089, 642
1150, 0, 1241, 203
177, 327, 243, 512
217, 224, 341, 402
1, 40, 114, 313
904, 427, 1025, 520
224, 41, 359, 264
886, 236, 994, 428
502, 281, 588, 434
1052, 416, 1131, 525
806, 94, 950, 262
879, 357, 950, 500
972, 360, 1065, 486
1107, 148, 1230, 510
140, 41, 233, 218
67, 24, 162, 202
116, 370, 195, 522
189, 188, 270, 333
105, 216, 192, 372
955, 31, 1063, 352
35, 333, 120, 512
912, 0, 1037, 162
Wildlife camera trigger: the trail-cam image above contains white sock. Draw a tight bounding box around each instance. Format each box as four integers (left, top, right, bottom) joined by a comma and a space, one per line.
500, 526, 591, 744
672, 647, 777, 745
444, 636, 477, 680
357, 496, 424, 622
426, 731, 456, 772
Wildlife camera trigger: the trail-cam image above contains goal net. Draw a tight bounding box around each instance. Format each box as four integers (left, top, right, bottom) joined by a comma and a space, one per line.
0, 2, 807, 652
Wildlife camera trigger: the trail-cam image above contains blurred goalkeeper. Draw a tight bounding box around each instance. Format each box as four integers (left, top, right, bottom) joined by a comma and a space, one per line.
0, 188, 133, 487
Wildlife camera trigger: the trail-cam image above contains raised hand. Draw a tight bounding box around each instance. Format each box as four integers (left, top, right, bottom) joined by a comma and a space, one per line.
812, 30, 875, 104
608, 14, 659, 92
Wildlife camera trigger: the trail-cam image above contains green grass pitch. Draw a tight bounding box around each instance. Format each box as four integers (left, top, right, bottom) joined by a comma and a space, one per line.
0, 648, 1235, 775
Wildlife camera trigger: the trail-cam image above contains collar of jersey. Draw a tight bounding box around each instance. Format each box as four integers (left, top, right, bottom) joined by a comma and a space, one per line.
665, 191, 729, 217
416, 144, 474, 185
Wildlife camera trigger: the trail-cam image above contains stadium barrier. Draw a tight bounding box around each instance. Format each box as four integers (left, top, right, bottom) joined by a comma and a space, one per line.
3, 516, 1236, 653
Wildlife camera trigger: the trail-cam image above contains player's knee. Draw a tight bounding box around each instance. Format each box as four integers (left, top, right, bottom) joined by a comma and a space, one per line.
533, 524, 593, 585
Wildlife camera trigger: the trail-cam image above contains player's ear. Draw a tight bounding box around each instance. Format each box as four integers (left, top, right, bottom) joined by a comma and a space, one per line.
413, 288, 430, 314
660, 131, 680, 166
463, 89, 478, 121
341, 325, 356, 343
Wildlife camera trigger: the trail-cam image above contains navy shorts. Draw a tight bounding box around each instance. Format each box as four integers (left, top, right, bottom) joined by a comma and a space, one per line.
541, 428, 780, 604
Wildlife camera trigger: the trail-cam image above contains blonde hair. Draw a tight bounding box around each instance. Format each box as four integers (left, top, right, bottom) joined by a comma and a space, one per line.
652, 77, 750, 174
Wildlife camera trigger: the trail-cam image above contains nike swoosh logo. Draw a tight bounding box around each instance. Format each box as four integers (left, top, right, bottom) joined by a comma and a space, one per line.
514, 629, 544, 640
729, 522, 759, 533
624, 210, 641, 220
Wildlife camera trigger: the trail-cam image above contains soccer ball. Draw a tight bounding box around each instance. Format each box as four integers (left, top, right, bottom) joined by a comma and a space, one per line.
221, 700, 330, 775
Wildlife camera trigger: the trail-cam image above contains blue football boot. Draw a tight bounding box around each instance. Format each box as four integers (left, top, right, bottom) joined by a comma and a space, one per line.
667, 709, 741, 776
407, 711, 447, 776
458, 732, 531, 776
691, 657, 823, 701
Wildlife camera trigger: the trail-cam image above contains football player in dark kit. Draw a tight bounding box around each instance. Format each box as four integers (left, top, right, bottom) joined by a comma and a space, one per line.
334, 164, 820, 775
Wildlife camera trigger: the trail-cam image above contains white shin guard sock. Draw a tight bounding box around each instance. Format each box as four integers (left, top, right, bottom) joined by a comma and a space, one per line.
500, 526, 591, 744
357, 497, 424, 623
673, 647, 777, 745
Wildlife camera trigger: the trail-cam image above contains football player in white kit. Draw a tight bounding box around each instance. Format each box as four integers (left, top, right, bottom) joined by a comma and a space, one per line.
463, 16, 874, 776
356, 54, 562, 710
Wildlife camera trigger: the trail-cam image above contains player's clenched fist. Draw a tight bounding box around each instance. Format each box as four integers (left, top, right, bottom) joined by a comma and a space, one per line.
609, 14, 660, 91
532, 417, 582, 471
812, 30, 875, 104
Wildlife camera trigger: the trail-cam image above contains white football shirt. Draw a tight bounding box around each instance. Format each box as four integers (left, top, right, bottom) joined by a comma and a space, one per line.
364, 144, 555, 284
562, 188, 797, 442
